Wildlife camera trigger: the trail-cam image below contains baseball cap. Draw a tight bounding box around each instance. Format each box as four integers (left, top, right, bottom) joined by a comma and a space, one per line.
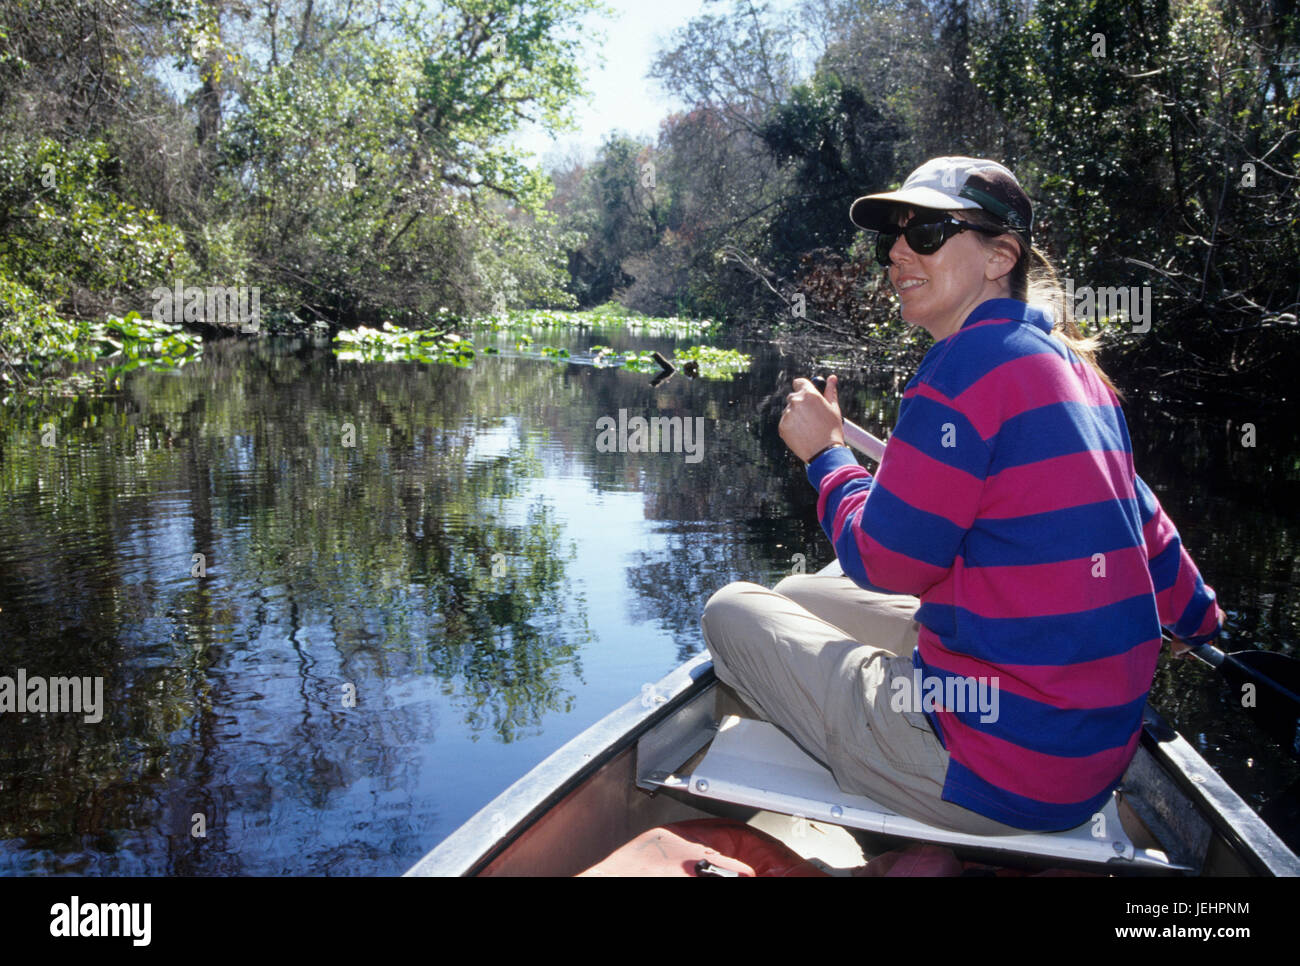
849, 157, 1033, 245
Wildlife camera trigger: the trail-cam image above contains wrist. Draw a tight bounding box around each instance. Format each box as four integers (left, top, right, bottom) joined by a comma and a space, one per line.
805, 442, 847, 465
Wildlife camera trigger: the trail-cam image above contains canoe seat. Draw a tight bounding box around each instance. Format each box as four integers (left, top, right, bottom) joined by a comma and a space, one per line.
641, 714, 1186, 872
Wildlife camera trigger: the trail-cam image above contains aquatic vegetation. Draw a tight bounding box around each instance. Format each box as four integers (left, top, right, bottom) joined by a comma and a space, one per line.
589, 343, 752, 380
588, 345, 621, 368
333, 323, 476, 366
90, 312, 204, 378
470, 307, 720, 339
617, 350, 659, 373
672, 344, 752, 378
333, 320, 579, 369
0, 297, 203, 397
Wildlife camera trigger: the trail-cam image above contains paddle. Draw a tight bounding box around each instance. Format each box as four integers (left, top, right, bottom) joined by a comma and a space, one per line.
806, 374, 1300, 761
1179, 639, 1300, 759
807, 375, 884, 462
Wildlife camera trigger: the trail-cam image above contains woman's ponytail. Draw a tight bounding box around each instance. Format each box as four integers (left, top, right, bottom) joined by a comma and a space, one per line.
964, 209, 1121, 399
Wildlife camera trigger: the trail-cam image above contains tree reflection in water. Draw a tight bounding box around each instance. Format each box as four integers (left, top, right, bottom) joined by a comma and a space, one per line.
0, 333, 1296, 873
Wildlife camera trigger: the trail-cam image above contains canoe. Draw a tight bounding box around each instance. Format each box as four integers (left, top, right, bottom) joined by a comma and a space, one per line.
406, 568, 1300, 878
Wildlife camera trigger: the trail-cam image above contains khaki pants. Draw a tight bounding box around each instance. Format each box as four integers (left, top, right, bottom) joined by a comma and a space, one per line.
701, 574, 1026, 836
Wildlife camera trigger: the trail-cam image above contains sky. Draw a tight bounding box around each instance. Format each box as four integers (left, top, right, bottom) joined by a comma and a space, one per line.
511, 0, 799, 170
151, 1, 801, 173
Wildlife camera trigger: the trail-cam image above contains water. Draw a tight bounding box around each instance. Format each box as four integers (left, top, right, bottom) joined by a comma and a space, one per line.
0, 329, 1297, 874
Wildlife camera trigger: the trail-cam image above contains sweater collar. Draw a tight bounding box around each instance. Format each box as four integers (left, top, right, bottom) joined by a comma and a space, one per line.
956, 298, 1054, 334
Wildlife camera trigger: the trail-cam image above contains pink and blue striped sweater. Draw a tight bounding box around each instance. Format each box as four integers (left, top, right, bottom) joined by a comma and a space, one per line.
808, 298, 1222, 830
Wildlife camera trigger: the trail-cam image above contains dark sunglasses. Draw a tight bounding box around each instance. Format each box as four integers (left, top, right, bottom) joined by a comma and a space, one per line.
874, 213, 1003, 267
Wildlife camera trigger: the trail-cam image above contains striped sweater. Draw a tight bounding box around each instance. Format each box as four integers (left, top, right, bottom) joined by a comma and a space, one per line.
808, 298, 1222, 830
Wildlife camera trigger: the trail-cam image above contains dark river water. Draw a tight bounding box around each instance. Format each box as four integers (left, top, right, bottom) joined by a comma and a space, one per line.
1, 324, 1297, 874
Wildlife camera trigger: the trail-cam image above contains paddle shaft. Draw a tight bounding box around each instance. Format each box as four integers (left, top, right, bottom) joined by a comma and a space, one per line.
839, 418, 885, 462
809, 376, 885, 462
807, 374, 1300, 758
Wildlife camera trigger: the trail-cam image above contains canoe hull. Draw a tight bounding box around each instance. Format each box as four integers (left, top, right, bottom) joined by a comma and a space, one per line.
407, 653, 1300, 877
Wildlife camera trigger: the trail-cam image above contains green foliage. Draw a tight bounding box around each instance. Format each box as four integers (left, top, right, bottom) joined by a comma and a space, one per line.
2, 0, 603, 351
549, 5, 908, 327
587, 300, 634, 318
758, 74, 900, 274
0, 131, 201, 393
970, 0, 1172, 288
671, 343, 752, 378
415, 0, 600, 173
0, 282, 202, 394
0, 137, 196, 307
971, 0, 1300, 339
469, 204, 583, 313
330, 308, 742, 378
551, 133, 661, 307
333, 323, 477, 365
89, 311, 203, 379
4, 0, 1296, 396
604, 343, 751, 380
213, 0, 600, 324
617, 349, 658, 372
0, 273, 84, 371
467, 307, 720, 337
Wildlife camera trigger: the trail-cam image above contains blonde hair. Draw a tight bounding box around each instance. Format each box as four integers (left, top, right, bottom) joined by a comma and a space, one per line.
959, 208, 1121, 398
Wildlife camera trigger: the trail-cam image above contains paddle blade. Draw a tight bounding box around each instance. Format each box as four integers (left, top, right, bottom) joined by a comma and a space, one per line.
1220, 651, 1300, 759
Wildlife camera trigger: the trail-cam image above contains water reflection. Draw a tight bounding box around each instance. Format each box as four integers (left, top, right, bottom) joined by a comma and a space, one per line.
1, 341, 599, 873
0, 331, 1297, 874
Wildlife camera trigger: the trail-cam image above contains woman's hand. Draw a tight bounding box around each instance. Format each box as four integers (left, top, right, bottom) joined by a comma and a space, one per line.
1168, 607, 1226, 660
780, 375, 845, 463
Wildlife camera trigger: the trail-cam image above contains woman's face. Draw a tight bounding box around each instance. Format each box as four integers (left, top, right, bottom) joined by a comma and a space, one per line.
884, 207, 1017, 341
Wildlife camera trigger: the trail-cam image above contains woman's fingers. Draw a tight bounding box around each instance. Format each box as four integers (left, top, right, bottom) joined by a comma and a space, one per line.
823, 374, 839, 407
780, 376, 845, 462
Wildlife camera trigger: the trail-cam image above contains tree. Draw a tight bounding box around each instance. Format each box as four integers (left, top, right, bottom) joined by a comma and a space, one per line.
649, 0, 798, 134
548, 133, 661, 307
758, 74, 900, 275
211, 0, 602, 322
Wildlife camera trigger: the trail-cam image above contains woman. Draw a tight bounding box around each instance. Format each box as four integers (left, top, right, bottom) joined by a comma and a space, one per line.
701, 157, 1223, 835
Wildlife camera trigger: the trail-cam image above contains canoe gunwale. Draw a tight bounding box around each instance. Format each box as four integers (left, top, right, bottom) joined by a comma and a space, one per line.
404, 655, 1300, 877
1137, 705, 1300, 876
404, 653, 716, 877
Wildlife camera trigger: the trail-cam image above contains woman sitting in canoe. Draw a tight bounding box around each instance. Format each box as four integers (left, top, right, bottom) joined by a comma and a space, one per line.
701, 156, 1223, 834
